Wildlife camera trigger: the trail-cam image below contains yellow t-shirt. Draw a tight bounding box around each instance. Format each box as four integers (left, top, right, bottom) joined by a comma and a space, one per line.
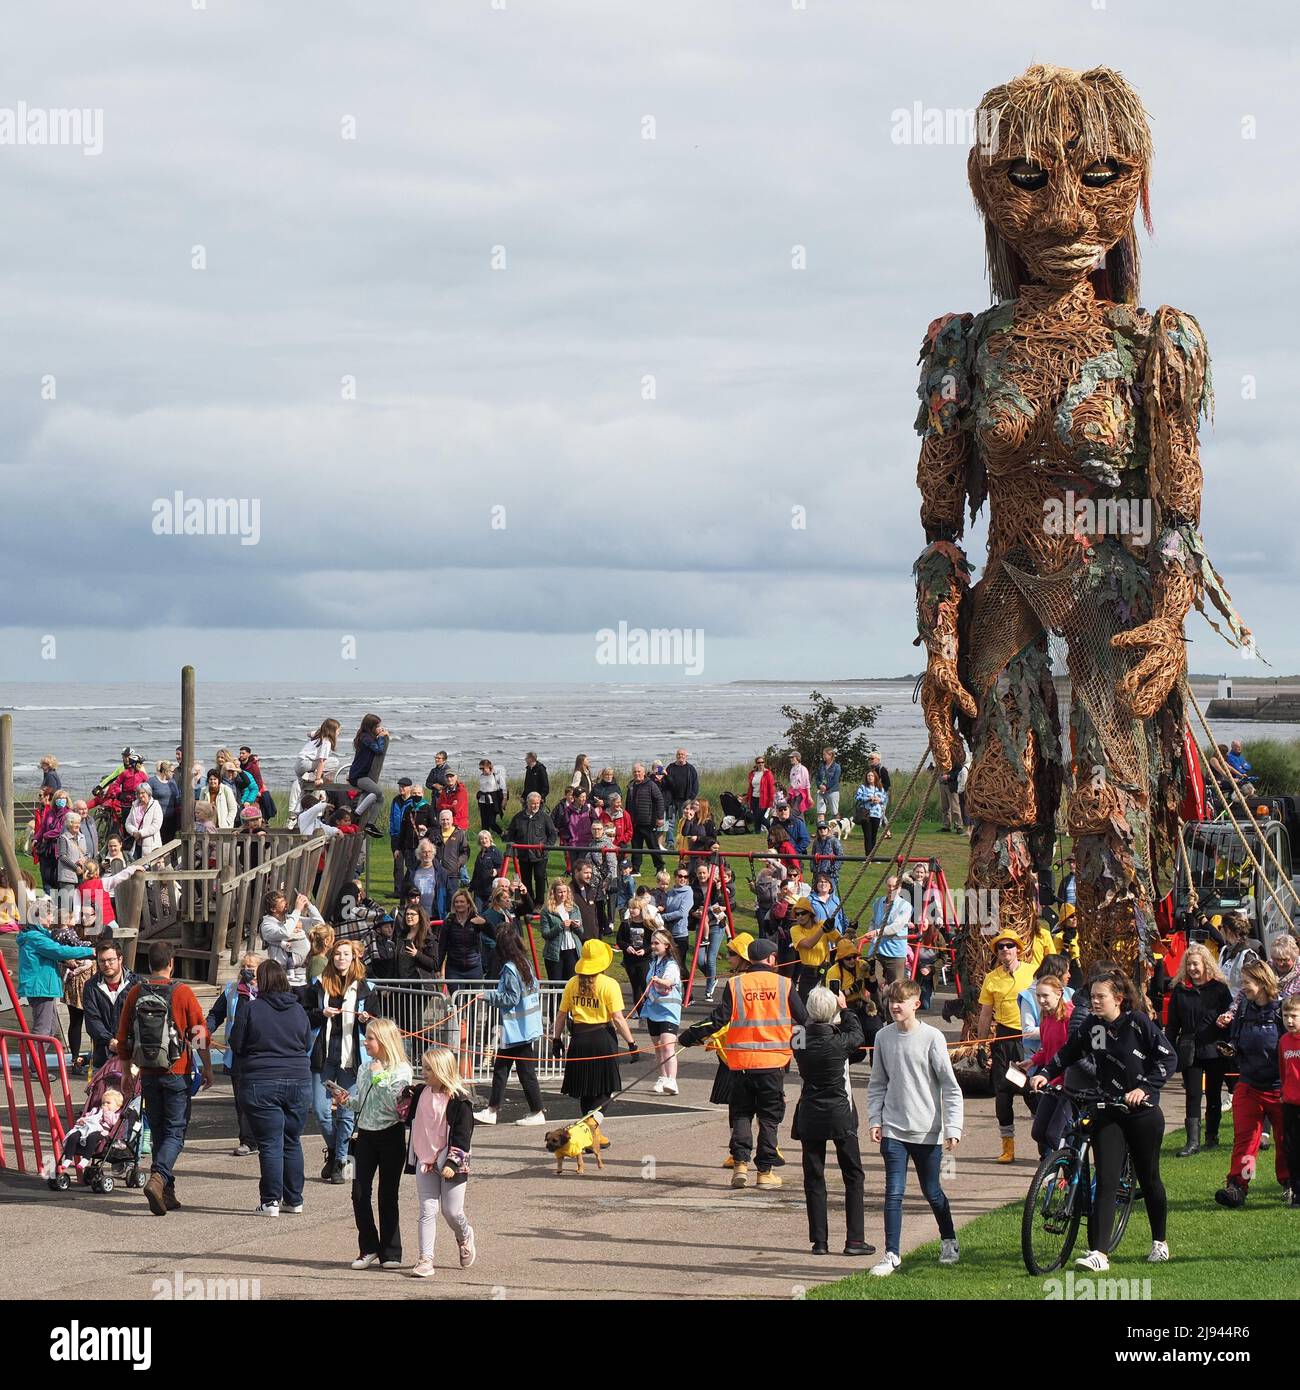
979, 960, 1036, 1031
1026, 924, 1054, 971
560, 973, 625, 1024
792, 920, 837, 968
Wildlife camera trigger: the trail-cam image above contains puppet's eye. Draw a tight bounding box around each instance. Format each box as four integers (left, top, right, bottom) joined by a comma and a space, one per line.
1008, 160, 1048, 190
1082, 158, 1121, 187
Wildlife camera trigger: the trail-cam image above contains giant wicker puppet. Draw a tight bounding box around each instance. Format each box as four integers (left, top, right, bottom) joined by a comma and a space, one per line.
913, 66, 1251, 1013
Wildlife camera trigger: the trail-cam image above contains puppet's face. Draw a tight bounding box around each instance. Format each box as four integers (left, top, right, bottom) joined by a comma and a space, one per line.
970, 134, 1145, 288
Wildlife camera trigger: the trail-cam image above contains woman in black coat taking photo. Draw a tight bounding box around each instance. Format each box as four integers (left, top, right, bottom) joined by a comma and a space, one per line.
1164, 943, 1232, 1157
792, 985, 874, 1259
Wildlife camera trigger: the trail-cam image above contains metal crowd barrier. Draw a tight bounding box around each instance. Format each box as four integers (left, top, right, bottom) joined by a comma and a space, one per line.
370, 978, 568, 1083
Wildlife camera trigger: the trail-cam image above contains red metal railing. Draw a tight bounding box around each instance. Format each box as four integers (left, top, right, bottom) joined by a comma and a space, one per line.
0, 1030, 75, 1174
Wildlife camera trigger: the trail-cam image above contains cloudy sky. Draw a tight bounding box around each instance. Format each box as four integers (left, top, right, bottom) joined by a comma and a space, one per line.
2, 0, 1297, 683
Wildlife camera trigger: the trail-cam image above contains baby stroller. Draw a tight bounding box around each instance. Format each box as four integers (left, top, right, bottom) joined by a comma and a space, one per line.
718, 791, 754, 834
47, 1056, 147, 1194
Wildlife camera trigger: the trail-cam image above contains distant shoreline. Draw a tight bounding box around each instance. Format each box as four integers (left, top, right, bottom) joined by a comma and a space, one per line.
2, 673, 1297, 689
726, 675, 1300, 689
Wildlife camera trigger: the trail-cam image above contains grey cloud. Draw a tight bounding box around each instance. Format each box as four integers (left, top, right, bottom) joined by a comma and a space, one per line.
0, 0, 1296, 682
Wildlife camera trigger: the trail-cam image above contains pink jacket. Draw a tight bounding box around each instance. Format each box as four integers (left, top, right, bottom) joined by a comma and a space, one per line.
1028, 1005, 1074, 1071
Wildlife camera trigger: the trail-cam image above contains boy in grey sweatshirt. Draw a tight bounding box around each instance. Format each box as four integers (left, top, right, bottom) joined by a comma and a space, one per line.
864, 977, 964, 1275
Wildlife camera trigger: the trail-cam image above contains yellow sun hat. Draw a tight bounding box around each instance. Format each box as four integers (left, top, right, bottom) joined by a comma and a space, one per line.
727, 931, 755, 961
575, 939, 614, 975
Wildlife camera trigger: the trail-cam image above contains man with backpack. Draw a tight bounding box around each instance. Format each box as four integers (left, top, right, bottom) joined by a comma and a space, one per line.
113, 941, 213, 1216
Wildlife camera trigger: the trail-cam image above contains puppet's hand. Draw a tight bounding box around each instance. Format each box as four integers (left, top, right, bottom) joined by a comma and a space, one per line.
1112, 567, 1193, 719
915, 542, 976, 775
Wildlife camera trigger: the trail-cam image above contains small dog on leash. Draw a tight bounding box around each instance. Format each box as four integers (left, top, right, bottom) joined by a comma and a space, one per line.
831, 816, 854, 841
544, 1111, 607, 1175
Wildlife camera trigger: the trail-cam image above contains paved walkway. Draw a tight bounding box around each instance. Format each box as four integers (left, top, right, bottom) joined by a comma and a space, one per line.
0, 999, 1038, 1301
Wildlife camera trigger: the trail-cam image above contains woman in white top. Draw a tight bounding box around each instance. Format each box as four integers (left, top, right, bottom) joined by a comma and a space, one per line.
125, 783, 164, 857
289, 719, 341, 820
260, 887, 322, 987
570, 754, 593, 797
201, 769, 239, 830
477, 759, 506, 835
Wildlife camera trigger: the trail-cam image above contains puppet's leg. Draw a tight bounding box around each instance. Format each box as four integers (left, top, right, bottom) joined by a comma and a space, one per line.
957, 633, 1063, 1021
1064, 667, 1153, 978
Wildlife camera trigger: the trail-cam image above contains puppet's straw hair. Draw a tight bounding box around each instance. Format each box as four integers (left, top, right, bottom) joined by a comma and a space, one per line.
976, 64, 1152, 174
972, 65, 1154, 304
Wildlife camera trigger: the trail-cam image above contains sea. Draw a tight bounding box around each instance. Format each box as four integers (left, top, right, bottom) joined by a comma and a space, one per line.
2, 679, 1293, 796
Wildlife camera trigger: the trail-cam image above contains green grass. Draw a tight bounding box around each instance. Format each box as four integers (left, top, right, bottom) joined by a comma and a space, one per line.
809, 1129, 1299, 1300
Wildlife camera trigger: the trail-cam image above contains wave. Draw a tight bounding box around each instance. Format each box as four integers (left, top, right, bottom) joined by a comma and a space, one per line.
7, 704, 157, 712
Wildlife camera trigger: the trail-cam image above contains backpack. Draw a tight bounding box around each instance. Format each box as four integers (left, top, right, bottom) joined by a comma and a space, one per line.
129, 980, 184, 1070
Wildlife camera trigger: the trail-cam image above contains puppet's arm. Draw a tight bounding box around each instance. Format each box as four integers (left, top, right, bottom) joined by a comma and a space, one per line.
914, 314, 978, 774
1114, 307, 1253, 718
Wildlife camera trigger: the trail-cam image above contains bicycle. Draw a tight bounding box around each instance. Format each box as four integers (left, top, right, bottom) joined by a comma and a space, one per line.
1021, 1086, 1141, 1275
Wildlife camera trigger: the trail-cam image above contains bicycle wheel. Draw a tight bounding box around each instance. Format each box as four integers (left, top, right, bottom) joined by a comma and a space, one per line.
1022, 1147, 1084, 1274
1107, 1151, 1137, 1253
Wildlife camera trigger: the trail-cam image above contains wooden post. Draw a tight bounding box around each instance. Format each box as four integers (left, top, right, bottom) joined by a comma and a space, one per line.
117, 872, 147, 973
210, 862, 234, 985
0, 712, 13, 847
0, 813, 28, 927
180, 666, 195, 835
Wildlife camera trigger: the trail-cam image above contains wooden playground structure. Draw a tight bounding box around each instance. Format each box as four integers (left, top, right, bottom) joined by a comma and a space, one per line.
0, 667, 375, 984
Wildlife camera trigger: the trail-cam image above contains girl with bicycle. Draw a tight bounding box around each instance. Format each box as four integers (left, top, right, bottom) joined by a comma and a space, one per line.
1030, 969, 1175, 1271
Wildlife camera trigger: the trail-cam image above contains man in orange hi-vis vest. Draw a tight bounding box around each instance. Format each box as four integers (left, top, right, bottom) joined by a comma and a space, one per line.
681, 937, 807, 1189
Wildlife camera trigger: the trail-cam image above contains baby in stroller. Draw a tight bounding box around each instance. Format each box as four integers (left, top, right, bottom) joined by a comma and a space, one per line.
718, 790, 755, 835
49, 1057, 146, 1193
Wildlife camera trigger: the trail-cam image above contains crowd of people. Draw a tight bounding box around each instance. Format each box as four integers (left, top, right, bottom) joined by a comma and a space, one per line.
10, 718, 1300, 1282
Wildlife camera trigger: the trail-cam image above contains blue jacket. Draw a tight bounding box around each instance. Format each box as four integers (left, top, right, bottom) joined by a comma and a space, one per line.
661, 885, 693, 936
820, 761, 842, 794
18, 926, 94, 1000
349, 733, 389, 785
228, 990, 313, 1081
780, 816, 810, 854
811, 893, 846, 934
481, 962, 542, 1046
869, 895, 911, 958
1229, 997, 1281, 1091
809, 834, 842, 880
